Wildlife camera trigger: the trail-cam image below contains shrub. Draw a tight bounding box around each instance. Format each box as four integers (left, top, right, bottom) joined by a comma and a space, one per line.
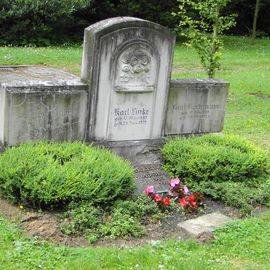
60, 203, 102, 236
188, 180, 267, 215
112, 196, 163, 224
162, 134, 269, 182
174, 0, 236, 78
0, 142, 135, 208
60, 196, 162, 242
99, 209, 145, 240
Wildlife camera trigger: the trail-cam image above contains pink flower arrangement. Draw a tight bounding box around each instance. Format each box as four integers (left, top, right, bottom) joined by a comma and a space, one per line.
144, 186, 171, 207
170, 178, 181, 188
144, 185, 155, 196
144, 178, 204, 212
183, 186, 189, 194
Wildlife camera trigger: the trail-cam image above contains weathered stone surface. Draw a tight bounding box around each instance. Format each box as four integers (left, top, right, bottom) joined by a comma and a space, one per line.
95, 139, 171, 190
134, 163, 170, 194
0, 65, 84, 86
81, 17, 175, 142
0, 66, 87, 145
177, 212, 233, 236
166, 79, 229, 135
95, 138, 165, 165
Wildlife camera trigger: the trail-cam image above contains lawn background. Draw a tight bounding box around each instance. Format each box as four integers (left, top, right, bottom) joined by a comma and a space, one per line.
0, 36, 270, 269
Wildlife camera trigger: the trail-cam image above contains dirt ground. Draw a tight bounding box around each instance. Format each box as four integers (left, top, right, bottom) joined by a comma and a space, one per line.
0, 196, 242, 248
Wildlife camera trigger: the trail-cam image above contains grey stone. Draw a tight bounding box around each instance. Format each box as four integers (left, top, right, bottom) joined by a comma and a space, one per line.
94, 139, 171, 192
94, 138, 165, 165
0, 66, 88, 145
166, 79, 229, 135
177, 212, 233, 236
134, 163, 170, 194
81, 17, 175, 142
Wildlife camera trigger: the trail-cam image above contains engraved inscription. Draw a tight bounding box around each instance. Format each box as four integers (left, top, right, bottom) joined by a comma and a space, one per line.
135, 164, 170, 193
113, 107, 149, 128
172, 104, 222, 121
12, 93, 81, 141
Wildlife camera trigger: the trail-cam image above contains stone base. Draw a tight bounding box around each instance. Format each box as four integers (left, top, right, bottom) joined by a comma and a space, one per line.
92, 139, 171, 194
92, 138, 165, 166
177, 212, 233, 236
0, 144, 4, 153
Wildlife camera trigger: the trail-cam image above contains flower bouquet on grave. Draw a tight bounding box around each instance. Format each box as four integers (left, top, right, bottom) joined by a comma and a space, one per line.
144, 178, 205, 213
144, 185, 171, 208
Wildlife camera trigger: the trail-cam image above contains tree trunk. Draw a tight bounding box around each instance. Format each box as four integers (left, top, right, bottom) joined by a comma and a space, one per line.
251, 0, 260, 44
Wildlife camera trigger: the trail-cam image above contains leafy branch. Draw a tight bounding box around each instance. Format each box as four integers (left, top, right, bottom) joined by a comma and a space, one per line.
174, 0, 236, 78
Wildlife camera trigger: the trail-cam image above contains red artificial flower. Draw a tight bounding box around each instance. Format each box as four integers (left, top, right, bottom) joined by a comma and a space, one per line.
191, 201, 197, 208
180, 197, 189, 207
187, 195, 196, 202
154, 194, 162, 202
162, 197, 170, 206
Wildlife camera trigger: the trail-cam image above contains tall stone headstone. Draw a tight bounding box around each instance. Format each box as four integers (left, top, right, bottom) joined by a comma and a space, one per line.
81, 17, 175, 142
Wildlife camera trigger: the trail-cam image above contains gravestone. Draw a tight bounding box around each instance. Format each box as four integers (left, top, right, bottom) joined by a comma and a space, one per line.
0, 17, 230, 192
81, 17, 175, 191
166, 79, 229, 135
177, 212, 233, 236
0, 66, 87, 145
135, 164, 171, 194
81, 17, 175, 143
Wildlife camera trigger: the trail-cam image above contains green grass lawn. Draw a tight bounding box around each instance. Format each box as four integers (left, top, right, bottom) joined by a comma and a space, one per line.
0, 36, 270, 269
1, 213, 270, 270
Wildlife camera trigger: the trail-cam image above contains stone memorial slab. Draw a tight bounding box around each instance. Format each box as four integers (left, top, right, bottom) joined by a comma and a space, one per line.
81, 17, 175, 142
166, 79, 229, 135
177, 212, 233, 236
135, 164, 170, 194
0, 66, 87, 145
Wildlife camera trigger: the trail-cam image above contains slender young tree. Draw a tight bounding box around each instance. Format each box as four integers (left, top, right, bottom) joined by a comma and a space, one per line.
251, 0, 261, 43
174, 0, 236, 78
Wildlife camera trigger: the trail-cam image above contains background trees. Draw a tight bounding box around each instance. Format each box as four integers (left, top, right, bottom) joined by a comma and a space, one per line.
225, 0, 270, 38
0, 0, 269, 46
0, 0, 90, 46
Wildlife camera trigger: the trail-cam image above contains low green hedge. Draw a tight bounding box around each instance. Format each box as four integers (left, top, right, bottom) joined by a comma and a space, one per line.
162, 134, 269, 182
0, 142, 135, 208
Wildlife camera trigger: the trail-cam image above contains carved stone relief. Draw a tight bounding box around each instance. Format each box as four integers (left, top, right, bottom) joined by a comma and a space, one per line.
114, 43, 158, 92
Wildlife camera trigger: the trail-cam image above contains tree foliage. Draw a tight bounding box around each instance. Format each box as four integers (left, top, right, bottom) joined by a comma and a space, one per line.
174, 0, 236, 78
78, 0, 179, 30
0, 0, 90, 46
0, 0, 269, 46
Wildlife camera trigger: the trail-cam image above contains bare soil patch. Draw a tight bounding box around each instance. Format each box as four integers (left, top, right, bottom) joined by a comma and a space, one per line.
0, 196, 241, 248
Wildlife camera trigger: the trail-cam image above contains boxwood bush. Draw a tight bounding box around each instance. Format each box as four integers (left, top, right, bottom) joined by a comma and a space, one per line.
162, 134, 269, 182
0, 142, 135, 208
